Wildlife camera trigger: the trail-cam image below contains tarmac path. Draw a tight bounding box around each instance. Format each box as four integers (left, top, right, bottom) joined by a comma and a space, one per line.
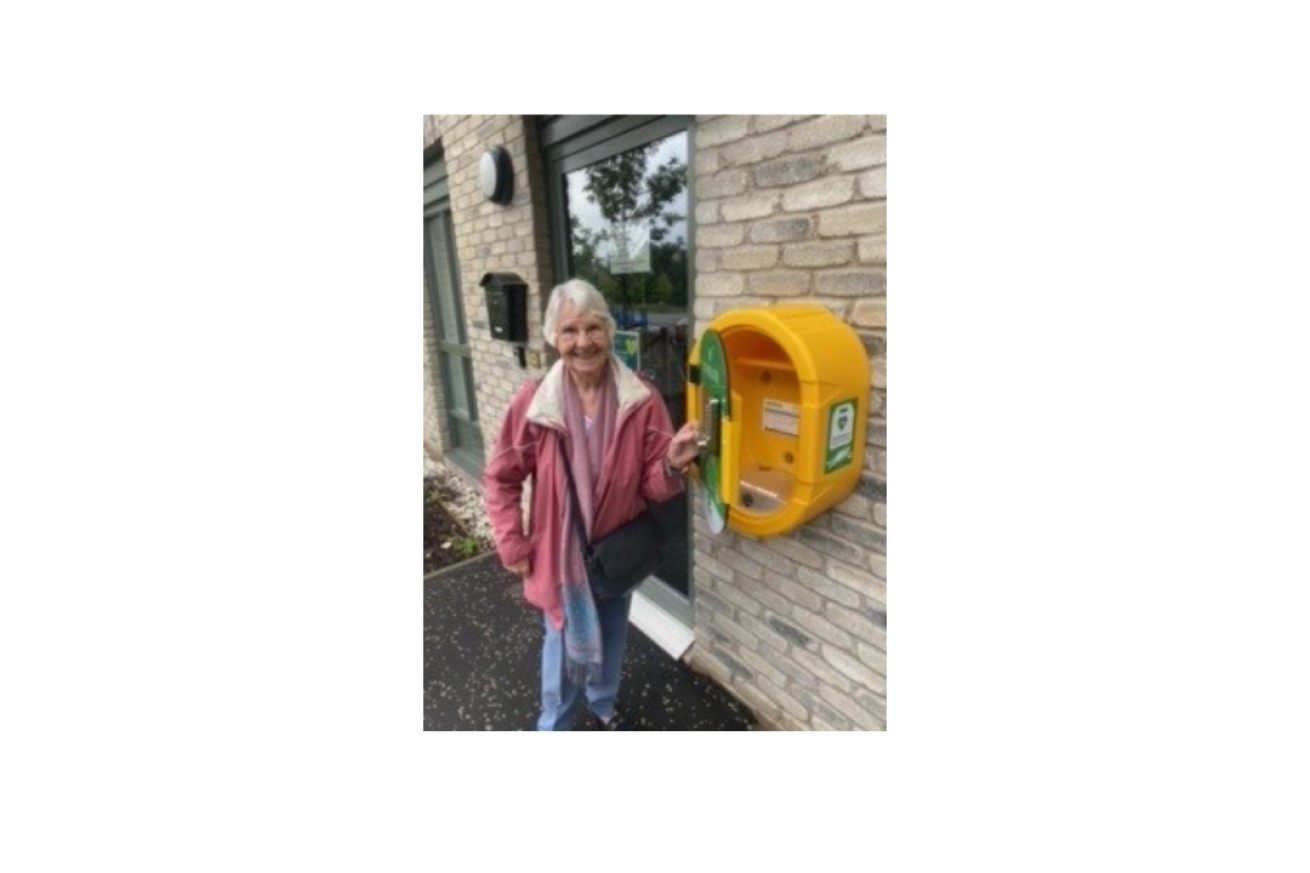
424, 553, 757, 731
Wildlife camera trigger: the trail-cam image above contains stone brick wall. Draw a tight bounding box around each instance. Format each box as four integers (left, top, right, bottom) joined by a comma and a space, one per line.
422, 116, 554, 474
686, 115, 887, 730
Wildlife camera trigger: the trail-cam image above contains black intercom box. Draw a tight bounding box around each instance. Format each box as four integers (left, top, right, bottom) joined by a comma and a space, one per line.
480, 272, 528, 343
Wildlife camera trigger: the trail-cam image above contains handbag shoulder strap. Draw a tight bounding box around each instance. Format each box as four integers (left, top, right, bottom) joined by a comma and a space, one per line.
558, 449, 593, 553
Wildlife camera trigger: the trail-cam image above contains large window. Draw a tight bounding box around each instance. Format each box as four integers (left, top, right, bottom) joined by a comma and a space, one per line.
563, 129, 690, 426
542, 116, 695, 610
424, 156, 484, 478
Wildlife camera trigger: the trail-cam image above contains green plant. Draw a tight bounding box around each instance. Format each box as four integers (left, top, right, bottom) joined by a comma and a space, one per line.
452, 536, 483, 559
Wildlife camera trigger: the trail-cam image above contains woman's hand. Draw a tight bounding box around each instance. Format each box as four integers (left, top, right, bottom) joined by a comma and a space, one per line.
506, 558, 530, 577
665, 421, 701, 473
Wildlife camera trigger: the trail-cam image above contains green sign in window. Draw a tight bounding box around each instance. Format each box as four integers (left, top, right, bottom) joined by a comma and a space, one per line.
614, 329, 640, 372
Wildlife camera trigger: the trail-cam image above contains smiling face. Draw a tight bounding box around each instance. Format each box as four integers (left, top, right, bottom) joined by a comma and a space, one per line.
556, 300, 610, 383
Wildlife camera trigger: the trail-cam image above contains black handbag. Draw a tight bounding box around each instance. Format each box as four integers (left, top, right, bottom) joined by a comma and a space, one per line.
561, 454, 664, 601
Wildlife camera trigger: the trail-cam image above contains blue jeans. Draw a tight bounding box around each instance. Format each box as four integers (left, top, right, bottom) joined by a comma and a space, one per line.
537, 593, 632, 731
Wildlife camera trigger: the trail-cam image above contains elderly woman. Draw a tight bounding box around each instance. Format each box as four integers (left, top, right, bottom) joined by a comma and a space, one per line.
484, 278, 700, 731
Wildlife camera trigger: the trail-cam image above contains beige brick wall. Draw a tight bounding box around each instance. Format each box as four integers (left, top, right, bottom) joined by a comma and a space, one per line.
686, 115, 887, 730
422, 116, 555, 473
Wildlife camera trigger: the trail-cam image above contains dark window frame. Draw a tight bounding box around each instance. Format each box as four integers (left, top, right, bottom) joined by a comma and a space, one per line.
538, 115, 698, 622
540, 115, 696, 288
423, 154, 485, 477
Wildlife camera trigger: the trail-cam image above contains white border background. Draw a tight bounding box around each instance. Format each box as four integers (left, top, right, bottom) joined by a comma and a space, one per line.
4, 5, 1308, 869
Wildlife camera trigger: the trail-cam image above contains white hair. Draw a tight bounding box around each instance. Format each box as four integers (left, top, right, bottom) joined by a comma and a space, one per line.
541, 278, 616, 348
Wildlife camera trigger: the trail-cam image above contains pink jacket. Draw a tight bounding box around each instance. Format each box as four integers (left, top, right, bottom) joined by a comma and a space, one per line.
483, 356, 685, 631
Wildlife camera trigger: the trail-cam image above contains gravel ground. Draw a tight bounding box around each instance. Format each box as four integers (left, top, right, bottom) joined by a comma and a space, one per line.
430, 464, 493, 542
424, 464, 495, 574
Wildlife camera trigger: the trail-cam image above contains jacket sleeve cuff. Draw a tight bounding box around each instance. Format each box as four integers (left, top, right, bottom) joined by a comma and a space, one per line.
644, 460, 687, 503
496, 535, 534, 567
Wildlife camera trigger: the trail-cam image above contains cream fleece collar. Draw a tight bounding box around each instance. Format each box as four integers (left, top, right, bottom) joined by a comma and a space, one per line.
526, 355, 651, 431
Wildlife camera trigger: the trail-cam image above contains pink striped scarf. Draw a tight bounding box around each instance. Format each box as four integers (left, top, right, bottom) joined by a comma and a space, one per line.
556, 363, 618, 685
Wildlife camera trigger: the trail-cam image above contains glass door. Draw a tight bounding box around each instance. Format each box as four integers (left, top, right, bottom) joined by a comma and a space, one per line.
543, 117, 694, 609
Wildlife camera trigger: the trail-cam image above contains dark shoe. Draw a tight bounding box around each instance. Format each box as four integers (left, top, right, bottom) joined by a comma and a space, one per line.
595, 712, 633, 731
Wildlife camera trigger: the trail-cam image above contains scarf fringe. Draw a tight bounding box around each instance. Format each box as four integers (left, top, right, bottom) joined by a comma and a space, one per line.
565, 658, 604, 687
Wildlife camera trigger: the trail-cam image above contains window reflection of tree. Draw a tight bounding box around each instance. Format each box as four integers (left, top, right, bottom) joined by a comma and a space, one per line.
569, 138, 688, 328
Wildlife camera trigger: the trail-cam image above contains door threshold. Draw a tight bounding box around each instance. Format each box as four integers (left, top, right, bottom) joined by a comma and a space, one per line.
631, 589, 694, 660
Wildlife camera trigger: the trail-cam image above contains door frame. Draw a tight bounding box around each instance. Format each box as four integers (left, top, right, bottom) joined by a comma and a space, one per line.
539, 115, 698, 630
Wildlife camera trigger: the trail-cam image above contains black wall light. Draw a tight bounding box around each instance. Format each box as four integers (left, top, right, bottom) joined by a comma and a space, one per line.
479, 146, 514, 205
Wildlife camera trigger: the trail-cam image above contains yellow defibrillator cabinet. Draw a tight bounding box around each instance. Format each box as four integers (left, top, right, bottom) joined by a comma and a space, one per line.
687, 305, 871, 538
